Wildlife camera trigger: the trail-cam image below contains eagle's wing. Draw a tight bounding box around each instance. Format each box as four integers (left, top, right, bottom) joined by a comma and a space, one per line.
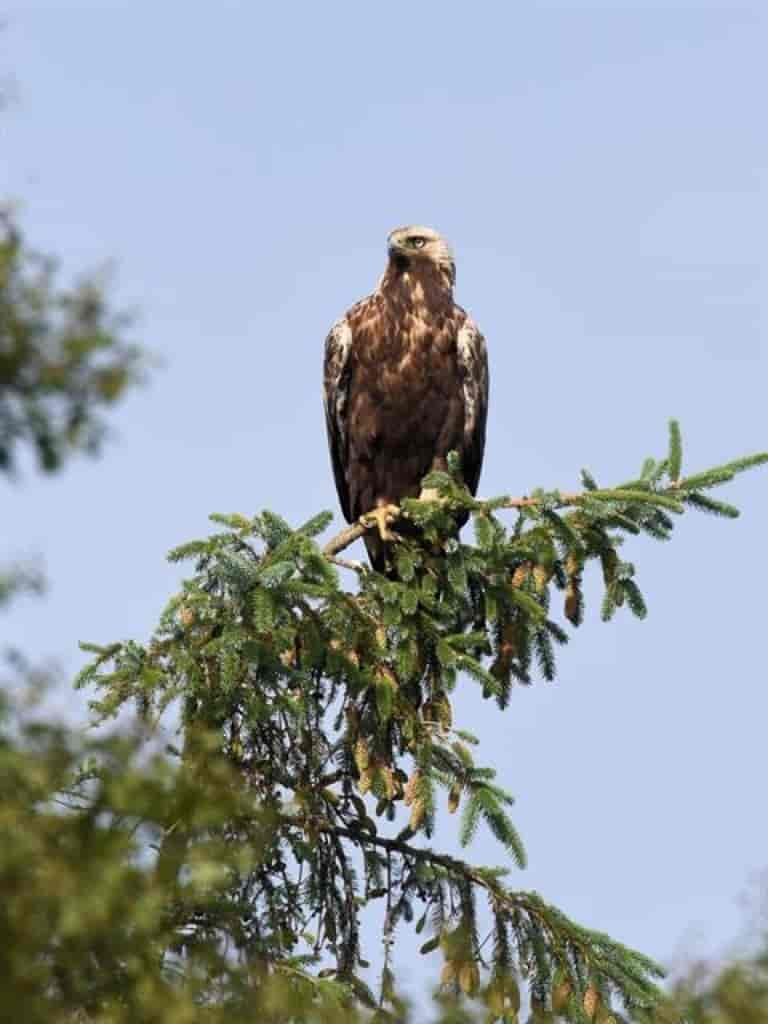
457, 318, 489, 496
323, 317, 354, 522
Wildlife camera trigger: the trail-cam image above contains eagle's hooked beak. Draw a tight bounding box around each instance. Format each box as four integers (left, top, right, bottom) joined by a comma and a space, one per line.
387, 237, 410, 269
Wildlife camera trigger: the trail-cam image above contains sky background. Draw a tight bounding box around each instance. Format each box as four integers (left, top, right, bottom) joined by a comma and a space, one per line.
2, 0, 766, 1001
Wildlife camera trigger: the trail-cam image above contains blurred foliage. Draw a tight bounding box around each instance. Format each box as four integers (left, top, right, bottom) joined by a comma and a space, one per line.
0, 693, 371, 1023
1, 201, 144, 619
0, 556, 44, 608
658, 938, 768, 1023
0, 205, 143, 476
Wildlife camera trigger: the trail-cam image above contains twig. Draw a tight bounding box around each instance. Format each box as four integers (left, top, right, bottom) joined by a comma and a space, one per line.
323, 521, 367, 558
326, 554, 365, 573
321, 492, 585, 561
283, 813, 556, 935
500, 493, 581, 509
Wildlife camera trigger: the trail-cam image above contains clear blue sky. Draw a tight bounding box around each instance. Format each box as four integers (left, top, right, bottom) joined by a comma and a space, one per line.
2, 0, 766, 996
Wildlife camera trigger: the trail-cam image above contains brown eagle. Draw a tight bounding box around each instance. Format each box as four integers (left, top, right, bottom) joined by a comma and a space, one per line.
323, 225, 489, 572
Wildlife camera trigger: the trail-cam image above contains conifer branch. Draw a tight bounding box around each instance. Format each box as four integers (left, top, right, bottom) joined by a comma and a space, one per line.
321, 495, 585, 560
286, 813, 664, 1008
75, 421, 765, 1021
323, 521, 369, 558
322, 422, 766, 562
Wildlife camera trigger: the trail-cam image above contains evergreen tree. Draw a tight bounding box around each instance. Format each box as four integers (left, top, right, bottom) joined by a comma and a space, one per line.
47, 421, 759, 1023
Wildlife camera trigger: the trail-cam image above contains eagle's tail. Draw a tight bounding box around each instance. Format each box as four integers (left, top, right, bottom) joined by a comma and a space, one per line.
363, 514, 427, 578
363, 533, 391, 576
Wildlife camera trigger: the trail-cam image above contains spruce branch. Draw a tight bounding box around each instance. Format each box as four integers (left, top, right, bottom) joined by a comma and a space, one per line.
75, 422, 765, 1021
287, 814, 663, 1011
322, 422, 766, 562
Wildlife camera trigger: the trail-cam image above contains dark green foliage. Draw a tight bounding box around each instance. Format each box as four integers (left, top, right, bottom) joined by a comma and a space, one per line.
0, 207, 143, 474
66, 423, 765, 1021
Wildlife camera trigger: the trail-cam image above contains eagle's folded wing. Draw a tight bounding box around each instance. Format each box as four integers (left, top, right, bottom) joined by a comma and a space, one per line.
457, 318, 489, 496
322, 318, 353, 522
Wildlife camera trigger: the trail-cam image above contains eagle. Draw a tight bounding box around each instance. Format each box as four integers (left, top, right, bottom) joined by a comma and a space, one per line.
323, 225, 489, 573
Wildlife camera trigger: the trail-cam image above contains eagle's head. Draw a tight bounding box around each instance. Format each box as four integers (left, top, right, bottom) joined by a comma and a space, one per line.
386, 225, 456, 286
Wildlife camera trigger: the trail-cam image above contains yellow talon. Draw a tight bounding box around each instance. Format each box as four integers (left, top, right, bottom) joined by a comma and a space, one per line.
360, 504, 400, 542
417, 487, 443, 503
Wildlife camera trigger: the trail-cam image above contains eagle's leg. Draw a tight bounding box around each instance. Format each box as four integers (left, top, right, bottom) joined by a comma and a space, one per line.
359, 504, 400, 542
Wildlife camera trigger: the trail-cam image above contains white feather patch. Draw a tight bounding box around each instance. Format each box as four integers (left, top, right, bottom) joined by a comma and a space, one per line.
323, 318, 352, 425
458, 321, 478, 417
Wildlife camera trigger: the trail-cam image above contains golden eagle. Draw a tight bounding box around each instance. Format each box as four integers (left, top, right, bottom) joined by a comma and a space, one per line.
323, 226, 489, 572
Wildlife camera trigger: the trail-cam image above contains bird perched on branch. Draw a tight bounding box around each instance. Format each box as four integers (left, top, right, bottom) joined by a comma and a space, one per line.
323, 225, 489, 573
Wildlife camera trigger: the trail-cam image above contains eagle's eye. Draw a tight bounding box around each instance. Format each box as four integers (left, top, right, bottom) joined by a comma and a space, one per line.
409, 236, 427, 249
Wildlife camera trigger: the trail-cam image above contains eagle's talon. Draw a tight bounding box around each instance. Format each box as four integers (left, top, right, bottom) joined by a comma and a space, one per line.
417, 487, 445, 504
360, 504, 400, 543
